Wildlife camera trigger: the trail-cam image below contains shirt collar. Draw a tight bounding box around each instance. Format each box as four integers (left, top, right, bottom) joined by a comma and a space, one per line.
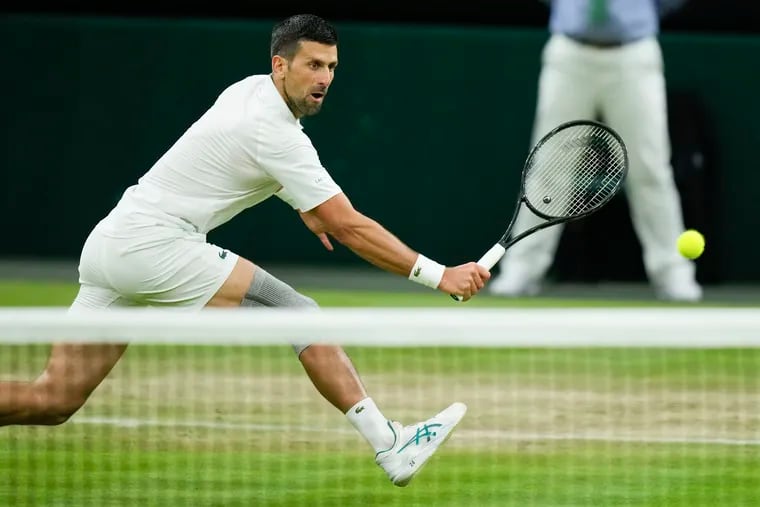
264, 74, 304, 129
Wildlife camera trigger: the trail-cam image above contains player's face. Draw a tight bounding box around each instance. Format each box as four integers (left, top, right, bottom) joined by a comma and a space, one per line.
277, 41, 338, 118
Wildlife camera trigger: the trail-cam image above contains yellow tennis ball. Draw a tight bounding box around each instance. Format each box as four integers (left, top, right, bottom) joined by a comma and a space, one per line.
677, 229, 705, 259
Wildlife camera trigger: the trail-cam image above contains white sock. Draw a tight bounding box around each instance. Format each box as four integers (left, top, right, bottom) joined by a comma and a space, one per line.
345, 397, 395, 452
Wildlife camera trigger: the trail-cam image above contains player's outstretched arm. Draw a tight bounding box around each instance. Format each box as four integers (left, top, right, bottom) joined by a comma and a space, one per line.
297, 211, 334, 251
307, 193, 490, 300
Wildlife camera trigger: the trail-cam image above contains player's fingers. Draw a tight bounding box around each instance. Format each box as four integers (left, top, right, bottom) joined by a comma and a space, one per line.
470, 265, 489, 283
460, 281, 473, 301
468, 263, 490, 283
469, 266, 488, 287
318, 233, 333, 251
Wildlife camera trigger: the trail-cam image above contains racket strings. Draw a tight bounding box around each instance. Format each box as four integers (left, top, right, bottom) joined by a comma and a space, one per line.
524, 125, 626, 218
564, 138, 620, 211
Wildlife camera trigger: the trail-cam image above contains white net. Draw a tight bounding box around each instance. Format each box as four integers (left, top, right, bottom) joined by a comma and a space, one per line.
2, 307, 758, 345
2, 307, 759, 506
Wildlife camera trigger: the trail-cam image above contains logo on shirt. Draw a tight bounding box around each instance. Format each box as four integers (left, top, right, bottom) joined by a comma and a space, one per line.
413, 267, 421, 277
218, 250, 229, 260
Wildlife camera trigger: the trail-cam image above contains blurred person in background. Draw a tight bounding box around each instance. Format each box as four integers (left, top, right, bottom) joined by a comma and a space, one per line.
489, 0, 701, 302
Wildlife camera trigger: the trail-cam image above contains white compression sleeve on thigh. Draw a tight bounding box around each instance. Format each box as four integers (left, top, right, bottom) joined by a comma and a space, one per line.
241, 268, 317, 355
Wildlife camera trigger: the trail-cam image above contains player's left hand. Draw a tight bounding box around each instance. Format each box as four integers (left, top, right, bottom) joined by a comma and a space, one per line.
298, 211, 334, 251
315, 232, 333, 251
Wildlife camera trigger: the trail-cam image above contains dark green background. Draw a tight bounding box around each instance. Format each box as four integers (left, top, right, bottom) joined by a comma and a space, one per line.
2, 16, 758, 281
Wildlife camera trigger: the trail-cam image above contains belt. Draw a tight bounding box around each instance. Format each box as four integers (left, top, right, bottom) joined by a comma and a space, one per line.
566, 35, 626, 49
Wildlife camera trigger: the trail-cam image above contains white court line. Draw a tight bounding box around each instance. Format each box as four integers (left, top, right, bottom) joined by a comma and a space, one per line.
72, 416, 760, 447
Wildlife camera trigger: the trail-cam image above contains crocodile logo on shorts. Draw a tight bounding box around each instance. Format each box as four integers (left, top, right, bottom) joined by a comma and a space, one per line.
218, 250, 229, 259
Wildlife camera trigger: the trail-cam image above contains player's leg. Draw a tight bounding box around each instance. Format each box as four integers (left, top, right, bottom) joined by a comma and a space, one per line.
490, 35, 599, 296
0, 286, 128, 426
208, 256, 466, 486
601, 38, 701, 301
207, 257, 387, 427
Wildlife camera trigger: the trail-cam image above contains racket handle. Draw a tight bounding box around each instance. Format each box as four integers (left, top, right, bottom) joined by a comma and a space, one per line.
451, 243, 506, 302
476, 243, 506, 270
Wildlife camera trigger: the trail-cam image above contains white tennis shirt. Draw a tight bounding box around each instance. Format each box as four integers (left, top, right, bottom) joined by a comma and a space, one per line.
110, 74, 342, 234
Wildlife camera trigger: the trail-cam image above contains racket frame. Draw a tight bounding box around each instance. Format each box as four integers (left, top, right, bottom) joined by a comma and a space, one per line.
452, 120, 628, 300
488, 119, 628, 268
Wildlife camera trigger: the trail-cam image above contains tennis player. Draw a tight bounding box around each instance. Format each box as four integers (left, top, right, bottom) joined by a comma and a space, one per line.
0, 14, 489, 487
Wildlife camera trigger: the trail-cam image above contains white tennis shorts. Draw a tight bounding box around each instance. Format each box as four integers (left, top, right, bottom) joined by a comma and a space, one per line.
72, 216, 238, 311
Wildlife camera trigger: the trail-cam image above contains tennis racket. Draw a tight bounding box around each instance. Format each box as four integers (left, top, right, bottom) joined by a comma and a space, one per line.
453, 119, 628, 301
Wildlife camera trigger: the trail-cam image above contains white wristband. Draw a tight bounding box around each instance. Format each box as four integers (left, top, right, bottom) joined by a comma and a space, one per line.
408, 254, 445, 289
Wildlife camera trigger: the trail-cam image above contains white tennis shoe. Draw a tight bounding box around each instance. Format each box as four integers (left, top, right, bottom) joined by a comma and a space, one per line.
375, 402, 467, 487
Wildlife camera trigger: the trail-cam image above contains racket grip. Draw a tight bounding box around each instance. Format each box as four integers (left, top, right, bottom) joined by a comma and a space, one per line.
451, 243, 506, 302
476, 243, 506, 270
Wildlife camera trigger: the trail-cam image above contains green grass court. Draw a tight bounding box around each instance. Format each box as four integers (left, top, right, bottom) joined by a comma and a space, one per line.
1, 281, 759, 506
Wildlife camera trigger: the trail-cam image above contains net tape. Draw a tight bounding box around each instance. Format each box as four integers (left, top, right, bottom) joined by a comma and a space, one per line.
1, 307, 758, 347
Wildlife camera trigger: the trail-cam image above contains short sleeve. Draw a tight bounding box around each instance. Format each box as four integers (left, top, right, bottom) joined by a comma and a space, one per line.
275, 187, 298, 209
261, 136, 342, 212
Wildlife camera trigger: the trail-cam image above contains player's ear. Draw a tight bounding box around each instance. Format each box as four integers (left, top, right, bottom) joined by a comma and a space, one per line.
271, 55, 287, 78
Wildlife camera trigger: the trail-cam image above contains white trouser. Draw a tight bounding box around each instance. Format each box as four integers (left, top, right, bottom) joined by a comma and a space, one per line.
498, 34, 696, 285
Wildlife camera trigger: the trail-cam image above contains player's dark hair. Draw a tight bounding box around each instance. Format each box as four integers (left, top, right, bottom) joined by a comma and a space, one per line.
270, 14, 338, 59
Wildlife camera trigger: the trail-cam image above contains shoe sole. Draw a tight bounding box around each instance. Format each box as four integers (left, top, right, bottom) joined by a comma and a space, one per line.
393, 402, 468, 487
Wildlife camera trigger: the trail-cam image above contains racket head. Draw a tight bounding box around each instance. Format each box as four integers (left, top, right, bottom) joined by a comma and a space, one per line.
519, 119, 628, 222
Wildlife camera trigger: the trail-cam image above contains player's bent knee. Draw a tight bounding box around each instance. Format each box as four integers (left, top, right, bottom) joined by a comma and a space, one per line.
241, 267, 319, 309
240, 268, 318, 355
